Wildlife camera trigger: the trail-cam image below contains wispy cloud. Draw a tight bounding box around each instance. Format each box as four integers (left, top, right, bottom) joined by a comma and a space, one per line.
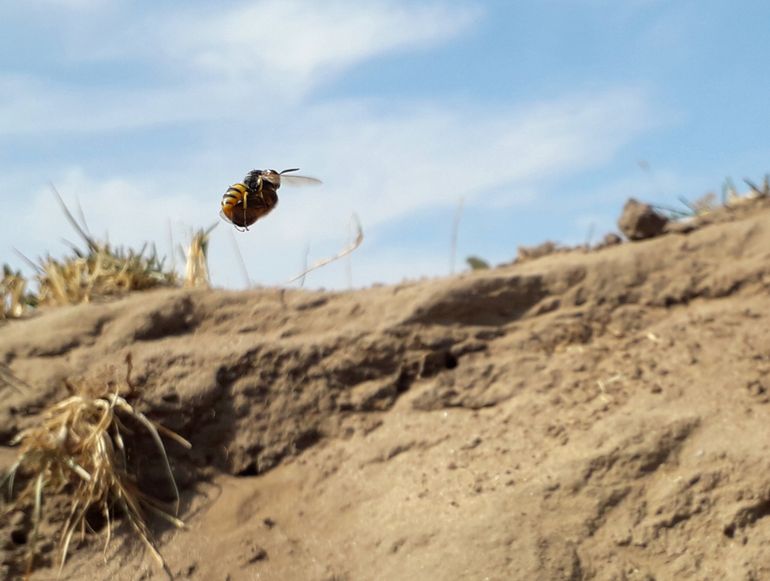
4, 86, 655, 287
0, 75, 262, 136
22, 0, 114, 8
0, 0, 669, 289
1, 1, 481, 135
263, 88, 655, 238
15, 0, 479, 102
161, 0, 481, 92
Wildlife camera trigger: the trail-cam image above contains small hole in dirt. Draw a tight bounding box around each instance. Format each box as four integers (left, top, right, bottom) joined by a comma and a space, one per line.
161, 392, 180, 403
723, 524, 736, 538
294, 429, 322, 452
444, 352, 458, 370
396, 369, 414, 393
85, 504, 110, 532
237, 461, 259, 477
11, 529, 27, 545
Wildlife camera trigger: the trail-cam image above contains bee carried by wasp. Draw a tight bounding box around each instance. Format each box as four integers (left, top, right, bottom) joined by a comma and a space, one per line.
220, 168, 322, 231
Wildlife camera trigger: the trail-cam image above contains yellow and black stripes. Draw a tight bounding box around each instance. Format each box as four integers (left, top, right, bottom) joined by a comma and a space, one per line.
222, 183, 249, 209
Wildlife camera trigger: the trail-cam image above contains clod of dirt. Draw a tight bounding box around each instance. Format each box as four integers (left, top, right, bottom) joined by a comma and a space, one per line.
618, 198, 669, 240
517, 240, 563, 262
596, 232, 623, 249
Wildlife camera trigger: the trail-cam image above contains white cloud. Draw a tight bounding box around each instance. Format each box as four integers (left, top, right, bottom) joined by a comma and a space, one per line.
256, 87, 655, 241
32, 0, 479, 101
0, 1, 665, 289
0, 0, 480, 135
23, 0, 114, 8
8, 169, 210, 257
0, 74, 266, 136
1, 87, 655, 288
160, 0, 480, 93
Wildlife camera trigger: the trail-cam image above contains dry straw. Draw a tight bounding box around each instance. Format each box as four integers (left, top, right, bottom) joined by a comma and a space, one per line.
33, 185, 178, 306
1, 265, 34, 320
183, 224, 217, 289
36, 243, 177, 306
287, 213, 364, 284
2, 359, 191, 577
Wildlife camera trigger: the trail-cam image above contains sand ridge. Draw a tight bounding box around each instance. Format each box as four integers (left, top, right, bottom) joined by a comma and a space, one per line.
2, 200, 770, 580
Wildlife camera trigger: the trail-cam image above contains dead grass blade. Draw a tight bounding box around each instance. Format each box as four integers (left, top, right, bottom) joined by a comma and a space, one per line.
0, 364, 33, 394
49, 183, 97, 253
183, 224, 217, 289
287, 213, 364, 284
744, 177, 770, 197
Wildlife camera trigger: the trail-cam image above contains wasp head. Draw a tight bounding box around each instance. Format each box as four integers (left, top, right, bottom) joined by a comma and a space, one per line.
260, 169, 282, 187
244, 168, 282, 190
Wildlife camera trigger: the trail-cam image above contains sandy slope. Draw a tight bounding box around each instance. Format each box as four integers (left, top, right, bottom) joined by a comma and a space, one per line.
2, 200, 770, 580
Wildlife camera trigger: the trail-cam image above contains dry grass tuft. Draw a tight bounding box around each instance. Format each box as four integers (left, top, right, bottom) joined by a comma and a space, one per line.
31, 185, 178, 306
678, 192, 718, 216
2, 358, 191, 577
183, 224, 217, 289
36, 243, 178, 306
1, 265, 35, 320
466, 256, 490, 271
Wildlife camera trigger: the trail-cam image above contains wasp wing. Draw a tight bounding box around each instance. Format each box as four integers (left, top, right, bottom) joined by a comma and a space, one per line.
280, 175, 322, 186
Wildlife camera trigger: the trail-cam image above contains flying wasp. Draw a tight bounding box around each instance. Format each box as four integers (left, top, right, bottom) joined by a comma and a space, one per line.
220, 168, 322, 230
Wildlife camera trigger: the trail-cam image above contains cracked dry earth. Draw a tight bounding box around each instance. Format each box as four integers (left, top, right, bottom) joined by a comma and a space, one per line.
2, 200, 770, 580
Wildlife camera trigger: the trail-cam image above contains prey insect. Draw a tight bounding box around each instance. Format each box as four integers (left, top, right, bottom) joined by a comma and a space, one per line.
220, 168, 321, 231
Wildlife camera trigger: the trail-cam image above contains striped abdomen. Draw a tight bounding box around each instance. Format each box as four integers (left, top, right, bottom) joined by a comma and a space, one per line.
221, 182, 279, 228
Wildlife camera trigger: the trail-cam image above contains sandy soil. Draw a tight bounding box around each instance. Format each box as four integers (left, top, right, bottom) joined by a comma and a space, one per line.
2, 199, 770, 580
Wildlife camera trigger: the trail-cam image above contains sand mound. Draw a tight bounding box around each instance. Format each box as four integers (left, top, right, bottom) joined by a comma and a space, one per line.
2, 200, 770, 580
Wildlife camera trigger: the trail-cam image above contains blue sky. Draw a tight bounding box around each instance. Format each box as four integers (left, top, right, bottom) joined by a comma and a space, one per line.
1, 0, 769, 289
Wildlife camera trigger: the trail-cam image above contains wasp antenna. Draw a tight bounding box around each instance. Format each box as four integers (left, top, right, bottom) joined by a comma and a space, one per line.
280, 168, 300, 174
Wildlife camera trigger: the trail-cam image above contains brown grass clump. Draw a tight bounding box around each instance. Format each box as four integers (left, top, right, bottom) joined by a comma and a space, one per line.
36, 242, 177, 306
31, 186, 178, 306
466, 256, 490, 271
2, 359, 191, 577
1, 265, 35, 320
